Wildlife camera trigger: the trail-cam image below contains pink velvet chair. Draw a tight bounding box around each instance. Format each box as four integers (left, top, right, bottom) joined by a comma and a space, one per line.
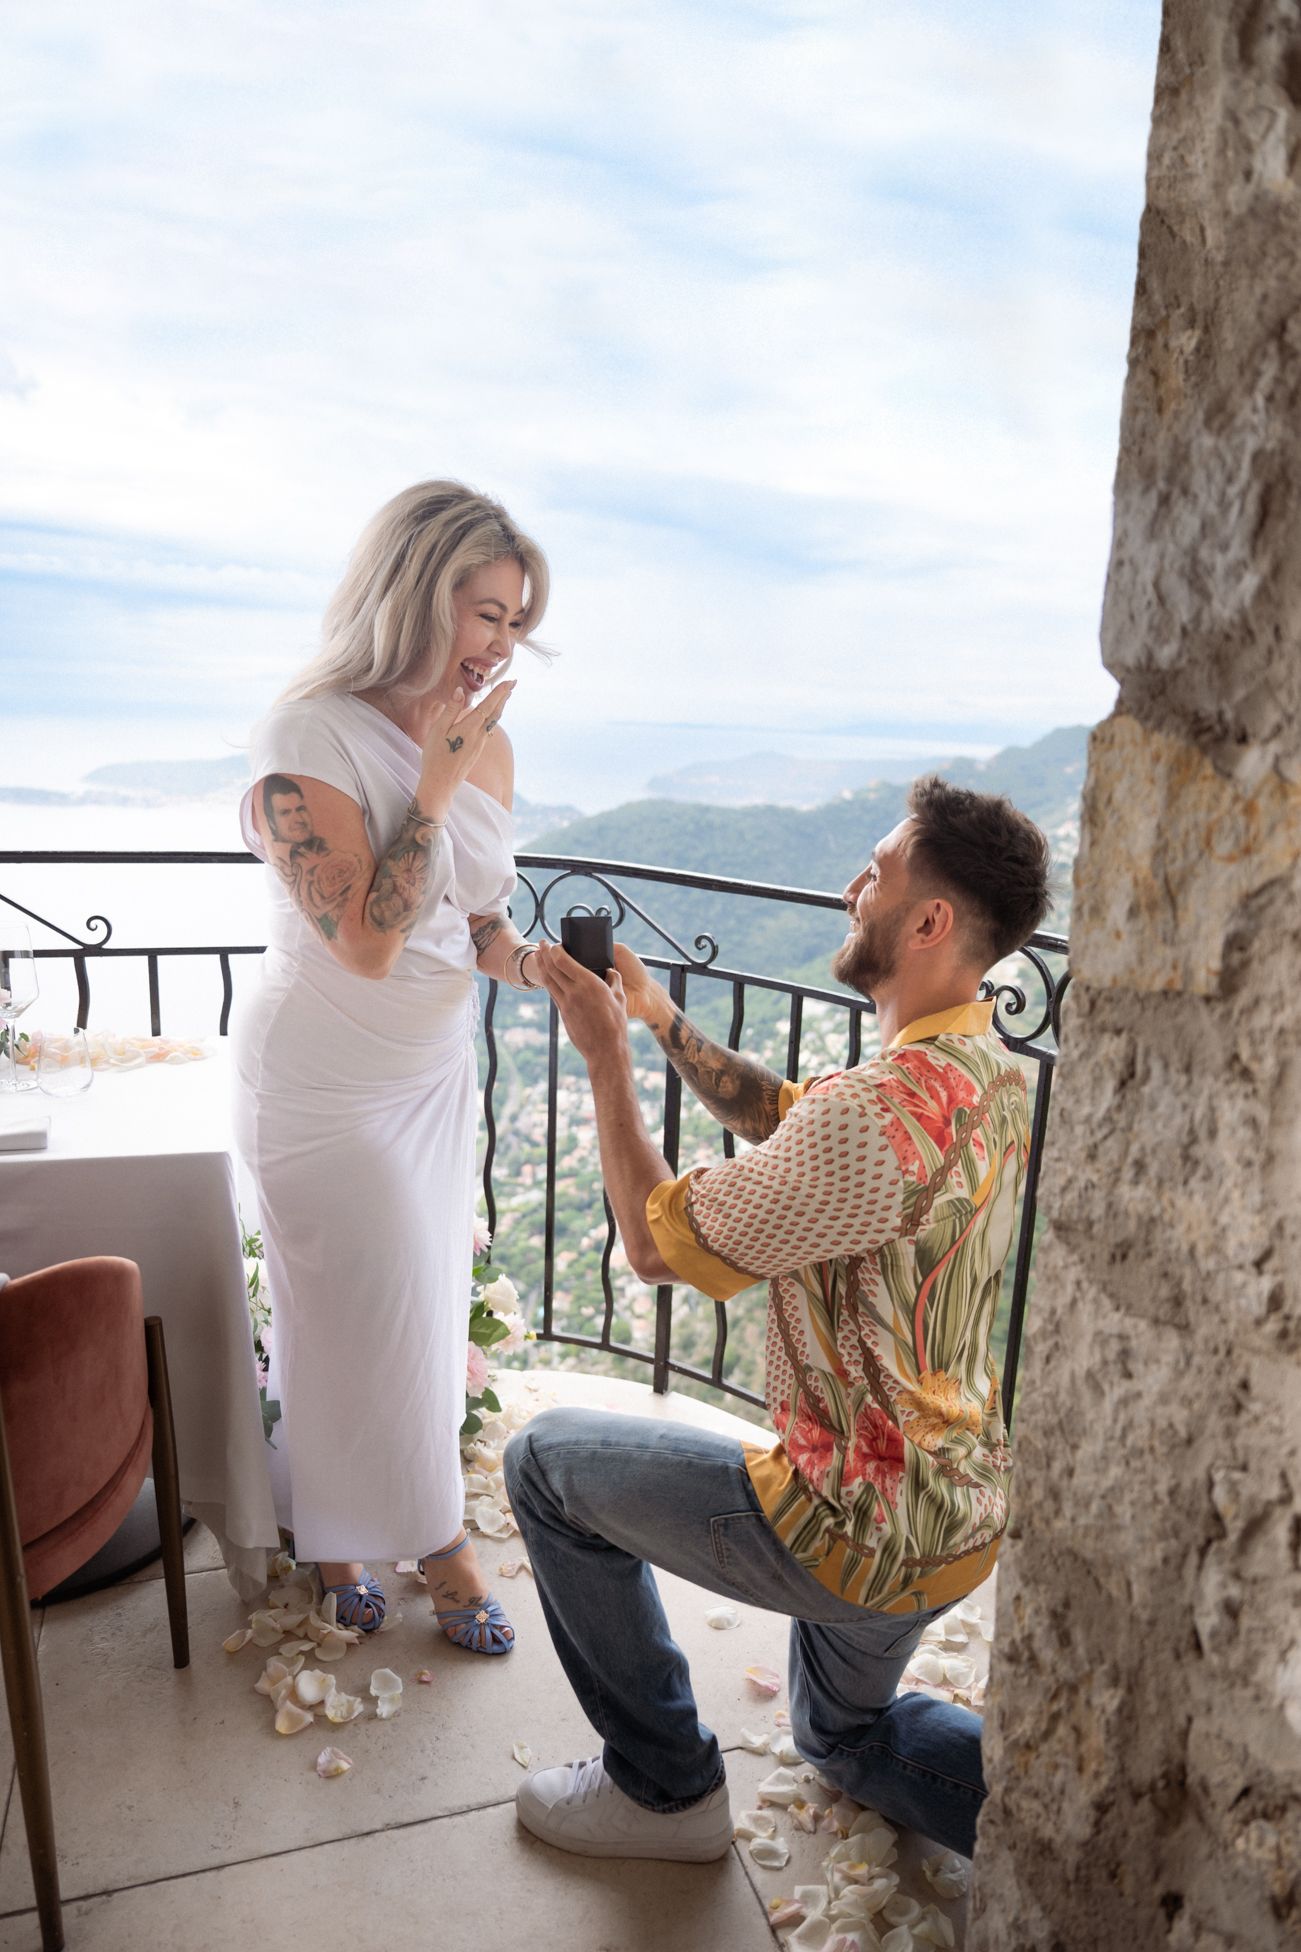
0, 1256, 188, 1952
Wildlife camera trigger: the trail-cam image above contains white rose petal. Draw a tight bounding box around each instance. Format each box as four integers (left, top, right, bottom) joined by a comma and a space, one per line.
274, 1701, 314, 1735
249, 1611, 285, 1647
769, 1731, 802, 1765
768, 1899, 806, 1929
745, 1664, 783, 1697
884, 1895, 923, 1928
846, 1812, 898, 1865
830, 1870, 899, 1917
314, 1629, 354, 1662
788, 1917, 834, 1952
738, 1728, 771, 1754
498, 1558, 533, 1579
324, 1690, 365, 1725
756, 1767, 802, 1806
921, 1851, 969, 1900
705, 1605, 741, 1631
512, 1740, 532, 1768
941, 1656, 975, 1690
827, 1798, 865, 1837
294, 1669, 335, 1707
914, 1906, 957, 1948
880, 1929, 916, 1952
255, 1655, 305, 1696
368, 1668, 403, 1699
222, 1628, 252, 1654
789, 1800, 820, 1833
907, 1650, 946, 1685
748, 1837, 791, 1870
315, 1746, 353, 1778
375, 1697, 401, 1720
470, 1497, 515, 1539
733, 1809, 778, 1840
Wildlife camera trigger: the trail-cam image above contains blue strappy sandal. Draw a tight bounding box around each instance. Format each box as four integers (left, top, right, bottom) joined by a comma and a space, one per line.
419, 1533, 514, 1655
319, 1568, 387, 1634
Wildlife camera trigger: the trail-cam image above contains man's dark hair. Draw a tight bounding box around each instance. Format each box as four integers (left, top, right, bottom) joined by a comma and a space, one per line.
904, 775, 1053, 967
262, 773, 304, 833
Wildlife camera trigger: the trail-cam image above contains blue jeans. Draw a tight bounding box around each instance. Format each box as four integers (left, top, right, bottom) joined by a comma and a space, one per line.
503, 1407, 985, 1856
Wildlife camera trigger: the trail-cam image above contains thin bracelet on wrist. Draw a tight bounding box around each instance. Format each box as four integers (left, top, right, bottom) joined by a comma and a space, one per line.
505, 944, 541, 991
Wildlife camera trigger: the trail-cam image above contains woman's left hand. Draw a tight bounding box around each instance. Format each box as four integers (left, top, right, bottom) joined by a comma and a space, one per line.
531, 943, 629, 1063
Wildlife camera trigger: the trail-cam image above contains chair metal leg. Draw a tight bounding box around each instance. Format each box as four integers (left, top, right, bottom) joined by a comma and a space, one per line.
144, 1317, 190, 1670
0, 1402, 64, 1951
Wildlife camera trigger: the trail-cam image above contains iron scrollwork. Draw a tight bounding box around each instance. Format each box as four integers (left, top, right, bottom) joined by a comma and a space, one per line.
0, 889, 113, 949
511, 866, 720, 969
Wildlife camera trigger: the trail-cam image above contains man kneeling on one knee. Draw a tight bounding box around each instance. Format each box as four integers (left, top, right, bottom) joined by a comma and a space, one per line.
506, 777, 1052, 1864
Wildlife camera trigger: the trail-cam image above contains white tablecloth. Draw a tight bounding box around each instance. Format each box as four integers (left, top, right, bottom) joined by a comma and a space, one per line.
0, 1053, 279, 1599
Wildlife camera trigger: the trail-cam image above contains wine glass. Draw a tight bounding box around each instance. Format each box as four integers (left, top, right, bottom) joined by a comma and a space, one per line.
0, 926, 39, 1094
37, 1027, 94, 1099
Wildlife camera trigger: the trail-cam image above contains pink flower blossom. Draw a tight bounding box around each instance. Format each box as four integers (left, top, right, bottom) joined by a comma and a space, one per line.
473, 1218, 493, 1256
466, 1342, 491, 1396
259, 1322, 274, 1363
496, 1311, 528, 1356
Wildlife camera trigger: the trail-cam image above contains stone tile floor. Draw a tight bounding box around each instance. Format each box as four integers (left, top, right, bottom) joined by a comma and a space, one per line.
0, 1373, 986, 1951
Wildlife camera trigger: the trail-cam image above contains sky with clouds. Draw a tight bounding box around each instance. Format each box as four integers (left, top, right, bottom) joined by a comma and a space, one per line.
1, 0, 1160, 785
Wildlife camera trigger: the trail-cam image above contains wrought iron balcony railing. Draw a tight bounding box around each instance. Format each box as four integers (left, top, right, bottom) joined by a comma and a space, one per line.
1, 849, 1069, 1427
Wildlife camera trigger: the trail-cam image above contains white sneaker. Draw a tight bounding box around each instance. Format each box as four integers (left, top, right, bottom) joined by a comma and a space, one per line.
516, 1755, 733, 1861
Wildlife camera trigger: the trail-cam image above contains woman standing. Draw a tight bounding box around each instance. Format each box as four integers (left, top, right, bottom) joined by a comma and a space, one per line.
234, 481, 550, 1652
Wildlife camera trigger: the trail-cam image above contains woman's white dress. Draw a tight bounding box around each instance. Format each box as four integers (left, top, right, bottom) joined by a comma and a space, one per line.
233, 693, 514, 1561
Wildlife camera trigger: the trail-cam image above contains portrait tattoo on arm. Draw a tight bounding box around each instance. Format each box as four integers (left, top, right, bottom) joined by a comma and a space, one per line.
263, 777, 363, 942
657, 1008, 784, 1144
365, 799, 447, 937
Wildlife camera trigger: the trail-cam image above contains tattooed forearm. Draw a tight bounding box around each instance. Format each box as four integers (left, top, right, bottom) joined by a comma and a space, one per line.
470, 916, 505, 955
655, 1007, 784, 1144
365, 800, 446, 936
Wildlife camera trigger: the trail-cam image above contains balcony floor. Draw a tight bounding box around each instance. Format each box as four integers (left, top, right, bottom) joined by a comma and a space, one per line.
0, 1371, 985, 1951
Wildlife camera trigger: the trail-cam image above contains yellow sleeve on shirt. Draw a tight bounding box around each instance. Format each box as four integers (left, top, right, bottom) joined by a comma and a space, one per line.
777, 1078, 809, 1120
645, 1173, 756, 1303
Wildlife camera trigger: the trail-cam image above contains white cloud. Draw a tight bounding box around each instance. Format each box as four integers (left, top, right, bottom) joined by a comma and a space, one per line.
0, 0, 1158, 751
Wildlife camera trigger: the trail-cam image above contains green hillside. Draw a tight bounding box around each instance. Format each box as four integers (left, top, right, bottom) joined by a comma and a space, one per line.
518, 724, 1083, 998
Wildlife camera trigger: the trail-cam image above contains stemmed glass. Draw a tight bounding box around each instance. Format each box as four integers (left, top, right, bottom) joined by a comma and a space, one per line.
37, 1028, 94, 1098
0, 925, 39, 1094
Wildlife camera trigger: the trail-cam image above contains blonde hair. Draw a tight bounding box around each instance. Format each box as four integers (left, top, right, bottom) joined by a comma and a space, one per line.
280, 480, 550, 704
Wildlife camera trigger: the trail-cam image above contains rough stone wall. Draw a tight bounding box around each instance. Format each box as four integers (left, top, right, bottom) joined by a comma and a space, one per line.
969, 5, 1301, 1950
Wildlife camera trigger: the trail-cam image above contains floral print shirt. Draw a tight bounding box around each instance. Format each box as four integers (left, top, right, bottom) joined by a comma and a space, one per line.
646, 1001, 1028, 1614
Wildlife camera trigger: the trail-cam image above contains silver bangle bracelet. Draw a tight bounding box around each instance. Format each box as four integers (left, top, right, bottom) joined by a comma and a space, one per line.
506, 944, 541, 991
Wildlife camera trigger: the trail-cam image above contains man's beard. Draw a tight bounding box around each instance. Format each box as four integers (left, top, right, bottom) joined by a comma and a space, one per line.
831, 903, 906, 1002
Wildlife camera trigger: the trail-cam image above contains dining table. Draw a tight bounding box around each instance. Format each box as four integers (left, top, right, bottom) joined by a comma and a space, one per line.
0, 1048, 280, 1600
